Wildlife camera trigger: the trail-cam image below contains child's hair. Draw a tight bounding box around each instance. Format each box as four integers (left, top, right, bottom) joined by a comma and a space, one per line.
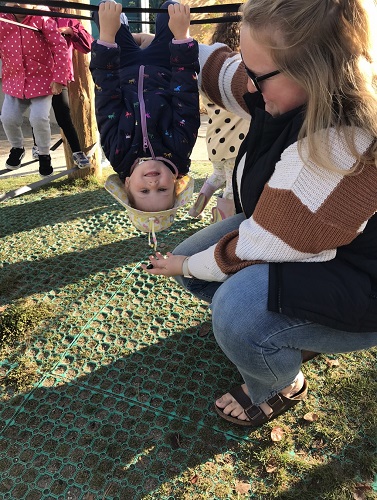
211, 15, 241, 51
125, 182, 178, 211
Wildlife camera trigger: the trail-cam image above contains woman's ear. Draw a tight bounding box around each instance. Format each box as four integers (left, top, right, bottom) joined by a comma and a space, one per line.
124, 177, 130, 188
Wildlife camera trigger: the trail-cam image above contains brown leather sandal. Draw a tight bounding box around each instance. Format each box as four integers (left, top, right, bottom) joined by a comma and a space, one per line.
214, 379, 308, 428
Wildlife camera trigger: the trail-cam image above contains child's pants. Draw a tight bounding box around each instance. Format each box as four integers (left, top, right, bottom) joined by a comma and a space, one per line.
1, 94, 52, 155
52, 87, 81, 153
207, 159, 235, 200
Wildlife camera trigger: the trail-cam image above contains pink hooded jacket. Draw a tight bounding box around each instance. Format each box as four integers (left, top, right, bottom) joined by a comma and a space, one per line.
54, 17, 93, 82
0, 13, 69, 99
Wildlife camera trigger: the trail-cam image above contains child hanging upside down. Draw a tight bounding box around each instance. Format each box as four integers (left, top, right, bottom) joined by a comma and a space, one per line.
90, 1, 200, 213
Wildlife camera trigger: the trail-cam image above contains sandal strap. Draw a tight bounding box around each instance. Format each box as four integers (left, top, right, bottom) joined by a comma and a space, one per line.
229, 380, 308, 425
229, 386, 269, 424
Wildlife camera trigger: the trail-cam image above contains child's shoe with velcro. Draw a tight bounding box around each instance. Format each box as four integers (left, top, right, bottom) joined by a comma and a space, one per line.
39, 154, 53, 177
72, 151, 90, 169
31, 145, 40, 159
6, 147, 25, 170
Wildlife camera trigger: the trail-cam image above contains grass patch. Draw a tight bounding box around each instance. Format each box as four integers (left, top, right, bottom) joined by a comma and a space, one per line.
0, 299, 54, 394
1, 164, 376, 499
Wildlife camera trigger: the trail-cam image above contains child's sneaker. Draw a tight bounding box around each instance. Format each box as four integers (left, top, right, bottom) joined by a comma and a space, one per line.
189, 180, 217, 218
39, 154, 53, 177
5, 147, 25, 170
72, 151, 90, 169
31, 145, 39, 159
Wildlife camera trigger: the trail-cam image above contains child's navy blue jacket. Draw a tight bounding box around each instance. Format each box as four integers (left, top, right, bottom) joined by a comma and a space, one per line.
90, 39, 200, 181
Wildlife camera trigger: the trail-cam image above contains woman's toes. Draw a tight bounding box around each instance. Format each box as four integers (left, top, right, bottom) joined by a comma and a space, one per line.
215, 393, 233, 409
215, 390, 250, 421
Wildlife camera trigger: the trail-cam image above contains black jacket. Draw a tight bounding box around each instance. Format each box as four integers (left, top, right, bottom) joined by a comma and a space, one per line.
235, 93, 377, 332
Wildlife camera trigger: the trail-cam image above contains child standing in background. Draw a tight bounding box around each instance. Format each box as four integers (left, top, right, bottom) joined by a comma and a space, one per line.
189, 18, 250, 221
90, 1, 199, 213
31, 5, 93, 168
0, 3, 69, 176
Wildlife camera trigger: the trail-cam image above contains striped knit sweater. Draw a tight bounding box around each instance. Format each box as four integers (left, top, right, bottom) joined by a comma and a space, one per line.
186, 43, 377, 282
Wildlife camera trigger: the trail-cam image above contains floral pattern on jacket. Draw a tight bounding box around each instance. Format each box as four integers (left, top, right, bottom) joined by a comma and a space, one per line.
90, 39, 200, 180
0, 13, 69, 99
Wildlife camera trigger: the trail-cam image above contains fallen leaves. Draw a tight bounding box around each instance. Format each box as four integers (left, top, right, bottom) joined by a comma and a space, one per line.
265, 460, 278, 473
198, 322, 211, 337
353, 483, 373, 500
235, 481, 251, 495
303, 412, 319, 422
325, 358, 340, 368
270, 426, 284, 442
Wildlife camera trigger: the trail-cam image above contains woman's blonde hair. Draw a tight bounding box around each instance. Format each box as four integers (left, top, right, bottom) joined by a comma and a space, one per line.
241, 0, 377, 172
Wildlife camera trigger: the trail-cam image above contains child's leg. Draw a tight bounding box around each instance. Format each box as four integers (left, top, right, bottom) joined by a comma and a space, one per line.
52, 89, 81, 153
188, 161, 224, 218
141, 0, 178, 68
211, 158, 235, 222
1, 94, 28, 148
222, 158, 235, 200
29, 95, 52, 155
207, 160, 226, 191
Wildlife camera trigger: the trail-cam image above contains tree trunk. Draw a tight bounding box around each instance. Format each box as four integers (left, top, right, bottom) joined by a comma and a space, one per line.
65, 3, 101, 179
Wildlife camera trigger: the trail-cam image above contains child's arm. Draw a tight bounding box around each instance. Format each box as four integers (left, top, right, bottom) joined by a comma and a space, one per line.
40, 16, 70, 87
90, 2, 128, 176
59, 19, 94, 54
168, 3, 190, 41
161, 4, 200, 170
98, 1, 121, 44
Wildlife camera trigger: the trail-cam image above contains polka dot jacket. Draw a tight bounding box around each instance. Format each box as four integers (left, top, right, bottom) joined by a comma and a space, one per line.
0, 13, 69, 99
204, 98, 249, 162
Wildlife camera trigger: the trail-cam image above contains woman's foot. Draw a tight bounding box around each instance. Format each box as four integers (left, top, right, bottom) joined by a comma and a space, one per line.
215, 371, 306, 422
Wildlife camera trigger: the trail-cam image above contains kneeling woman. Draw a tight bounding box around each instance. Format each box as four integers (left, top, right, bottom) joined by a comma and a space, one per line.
143, 0, 377, 427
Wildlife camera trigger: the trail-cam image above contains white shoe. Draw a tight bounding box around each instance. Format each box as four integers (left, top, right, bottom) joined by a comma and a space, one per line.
72, 151, 90, 169
32, 145, 39, 159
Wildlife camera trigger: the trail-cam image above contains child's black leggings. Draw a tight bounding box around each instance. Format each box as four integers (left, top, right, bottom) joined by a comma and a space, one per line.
52, 87, 81, 153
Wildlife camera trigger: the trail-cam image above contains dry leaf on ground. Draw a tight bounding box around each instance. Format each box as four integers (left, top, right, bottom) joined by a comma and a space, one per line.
235, 481, 251, 495
325, 358, 340, 367
303, 412, 319, 422
265, 460, 278, 473
198, 322, 211, 337
271, 426, 284, 442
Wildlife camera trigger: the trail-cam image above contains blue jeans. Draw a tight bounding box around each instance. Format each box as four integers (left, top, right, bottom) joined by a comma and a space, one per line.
173, 215, 377, 405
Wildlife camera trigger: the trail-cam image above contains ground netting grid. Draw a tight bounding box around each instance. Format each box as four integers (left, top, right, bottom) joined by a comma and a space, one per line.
0, 177, 256, 499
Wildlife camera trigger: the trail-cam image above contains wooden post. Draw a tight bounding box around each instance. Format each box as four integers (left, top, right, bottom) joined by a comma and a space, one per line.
65, 2, 101, 179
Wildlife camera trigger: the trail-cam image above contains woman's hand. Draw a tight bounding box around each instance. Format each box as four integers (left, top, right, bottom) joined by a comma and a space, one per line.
141, 252, 187, 277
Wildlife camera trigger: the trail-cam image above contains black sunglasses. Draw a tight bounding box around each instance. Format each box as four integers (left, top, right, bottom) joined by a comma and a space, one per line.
242, 58, 280, 93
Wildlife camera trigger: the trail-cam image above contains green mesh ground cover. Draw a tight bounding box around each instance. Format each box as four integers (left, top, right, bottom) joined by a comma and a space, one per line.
0, 171, 376, 499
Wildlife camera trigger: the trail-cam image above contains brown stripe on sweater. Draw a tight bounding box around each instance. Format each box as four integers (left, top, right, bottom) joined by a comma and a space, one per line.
253, 163, 377, 254
231, 62, 249, 115
214, 230, 262, 274
201, 47, 227, 109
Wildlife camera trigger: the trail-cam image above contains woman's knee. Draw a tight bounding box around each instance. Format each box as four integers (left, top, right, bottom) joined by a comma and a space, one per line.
211, 265, 270, 343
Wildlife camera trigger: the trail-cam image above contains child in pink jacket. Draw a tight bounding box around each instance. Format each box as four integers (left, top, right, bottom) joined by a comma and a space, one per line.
30, 7, 94, 168
0, 3, 69, 176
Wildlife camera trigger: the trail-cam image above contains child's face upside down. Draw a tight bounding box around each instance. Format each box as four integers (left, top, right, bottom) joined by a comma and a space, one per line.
125, 160, 176, 212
